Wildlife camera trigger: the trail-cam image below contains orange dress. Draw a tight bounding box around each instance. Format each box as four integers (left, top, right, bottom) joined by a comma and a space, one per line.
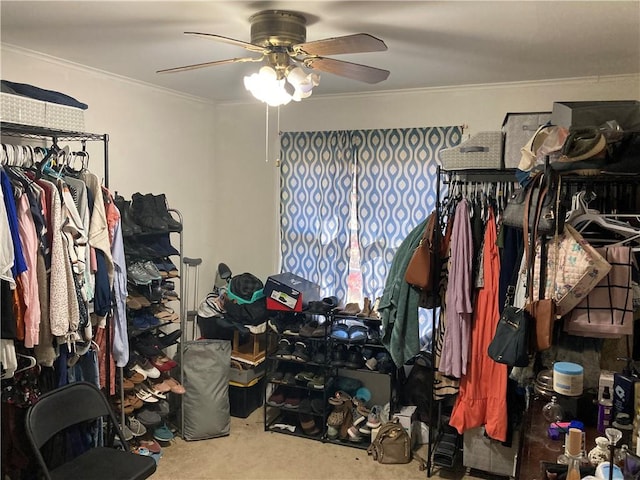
448, 208, 508, 442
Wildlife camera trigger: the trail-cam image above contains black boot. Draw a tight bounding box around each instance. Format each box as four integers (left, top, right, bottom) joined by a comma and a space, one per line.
114, 195, 142, 236
153, 194, 182, 232
131, 192, 168, 233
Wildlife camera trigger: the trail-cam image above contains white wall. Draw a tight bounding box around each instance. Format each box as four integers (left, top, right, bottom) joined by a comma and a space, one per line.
215, 74, 640, 283
1, 46, 219, 295
2, 44, 639, 299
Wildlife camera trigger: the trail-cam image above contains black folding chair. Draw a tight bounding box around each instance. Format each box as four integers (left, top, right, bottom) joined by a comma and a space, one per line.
25, 381, 156, 480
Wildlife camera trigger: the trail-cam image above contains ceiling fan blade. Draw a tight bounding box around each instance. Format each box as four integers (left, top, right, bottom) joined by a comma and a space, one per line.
157, 56, 262, 74
303, 56, 389, 84
294, 33, 387, 56
184, 32, 265, 53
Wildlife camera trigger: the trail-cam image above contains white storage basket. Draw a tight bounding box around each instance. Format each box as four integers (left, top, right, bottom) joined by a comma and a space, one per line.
439, 131, 503, 171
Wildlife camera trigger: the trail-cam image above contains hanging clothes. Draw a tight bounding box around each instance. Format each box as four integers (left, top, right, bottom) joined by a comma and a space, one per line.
449, 208, 508, 442
439, 199, 474, 378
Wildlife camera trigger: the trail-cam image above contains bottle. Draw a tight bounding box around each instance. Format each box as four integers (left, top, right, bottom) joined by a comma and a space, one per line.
598, 386, 613, 434
543, 395, 564, 423
566, 428, 583, 480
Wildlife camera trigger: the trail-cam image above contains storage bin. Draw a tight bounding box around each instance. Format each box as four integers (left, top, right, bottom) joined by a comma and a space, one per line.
501, 112, 551, 168
229, 376, 264, 418
439, 132, 503, 170
0, 92, 46, 127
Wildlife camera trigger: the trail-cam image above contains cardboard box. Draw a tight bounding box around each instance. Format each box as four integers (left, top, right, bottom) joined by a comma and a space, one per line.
394, 405, 419, 447
264, 273, 321, 312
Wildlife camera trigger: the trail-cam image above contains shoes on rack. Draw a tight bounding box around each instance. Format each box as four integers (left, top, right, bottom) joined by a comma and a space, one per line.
357, 297, 372, 318
153, 194, 182, 233
114, 194, 143, 237
127, 416, 147, 437
291, 341, 310, 362
153, 424, 174, 443
274, 338, 294, 360
335, 302, 361, 316
141, 261, 163, 281
347, 324, 368, 344
138, 438, 162, 454
283, 394, 301, 409
127, 263, 156, 286
330, 323, 349, 342
307, 374, 325, 390
330, 344, 348, 368
375, 352, 394, 374
344, 346, 365, 369
136, 409, 162, 427
267, 387, 286, 407
131, 193, 168, 233
294, 371, 315, 385
311, 344, 327, 364
299, 414, 320, 436
347, 424, 364, 443
369, 297, 381, 319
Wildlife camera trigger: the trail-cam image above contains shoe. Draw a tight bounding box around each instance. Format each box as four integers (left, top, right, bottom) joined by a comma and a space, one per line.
344, 346, 365, 369
357, 297, 372, 318
155, 329, 181, 348
121, 424, 135, 442
299, 414, 320, 436
127, 263, 155, 286
163, 377, 185, 394
294, 371, 315, 384
330, 323, 349, 342
327, 425, 339, 439
336, 302, 361, 316
327, 401, 349, 427
267, 387, 286, 406
347, 424, 363, 442
153, 424, 174, 442
299, 320, 326, 338
138, 438, 162, 454
133, 355, 161, 379
328, 390, 352, 406
376, 352, 394, 374
369, 297, 381, 319
347, 324, 368, 344
307, 375, 325, 390
291, 341, 310, 362
141, 261, 163, 281
283, 394, 301, 409
150, 355, 178, 372
131, 193, 168, 233
127, 416, 147, 437
367, 325, 382, 344
134, 385, 159, 403
366, 405, 382, 428
311, 344, 327, 364
331, 344, 348, 368
153, 194, 182, 232
275, 338, 293, 360
136, 409, 162, 427
114, 195, 143, 236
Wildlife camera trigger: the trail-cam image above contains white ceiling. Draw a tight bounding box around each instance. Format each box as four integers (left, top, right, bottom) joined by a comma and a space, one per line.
1, 1, 639, 103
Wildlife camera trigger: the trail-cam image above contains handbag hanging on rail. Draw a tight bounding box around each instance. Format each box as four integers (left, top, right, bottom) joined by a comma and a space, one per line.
522, 168, 557, 351
405, 211, 441, 291
488, 286, 532, 367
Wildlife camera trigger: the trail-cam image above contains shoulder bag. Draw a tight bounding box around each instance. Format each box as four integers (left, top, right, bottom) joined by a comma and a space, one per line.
488, 286, 532, 367
405, 211, 440, 290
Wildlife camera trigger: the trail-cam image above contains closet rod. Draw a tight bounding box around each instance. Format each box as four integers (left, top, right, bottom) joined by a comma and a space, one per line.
1, 122, 107, 142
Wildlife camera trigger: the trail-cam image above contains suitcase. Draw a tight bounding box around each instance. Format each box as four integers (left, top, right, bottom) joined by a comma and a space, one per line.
502, 112, 551, 168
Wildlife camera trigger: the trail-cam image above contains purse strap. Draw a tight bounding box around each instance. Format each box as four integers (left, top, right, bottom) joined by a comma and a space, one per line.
524, 172, 550, 302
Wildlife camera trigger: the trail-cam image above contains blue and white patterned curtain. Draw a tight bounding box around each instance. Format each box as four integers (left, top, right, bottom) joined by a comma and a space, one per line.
356, 127, 462, 299
279, 131, 353, 300
279, 126, 462, 309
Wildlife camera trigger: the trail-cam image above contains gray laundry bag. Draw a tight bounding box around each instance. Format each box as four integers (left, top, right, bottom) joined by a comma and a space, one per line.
179, 339, 231, 441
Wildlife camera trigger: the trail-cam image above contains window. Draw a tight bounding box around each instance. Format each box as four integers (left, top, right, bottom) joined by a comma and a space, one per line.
279, 126, 461, 307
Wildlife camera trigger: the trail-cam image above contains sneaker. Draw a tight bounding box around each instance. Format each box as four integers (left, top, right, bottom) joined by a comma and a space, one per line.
358, 424, 372, 435
127, 263, 154, 285
267, 387, 286, 407
141, 261, 163, 281
121, 424, 134, 442
291, 341, 310, 362
136, 409, 162, 427
347, 424, 363, 443
139, 438, 162, 454
327, 425, 339, 439
153, 424, 174, 442
275, 339, 293, 360
127, 416, 147, 437
366, 405, 382, 428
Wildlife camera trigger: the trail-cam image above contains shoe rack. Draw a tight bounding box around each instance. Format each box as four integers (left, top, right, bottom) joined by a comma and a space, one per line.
263, 311, 332, 441
119, 194, 185, 446
263, 305, 396, 450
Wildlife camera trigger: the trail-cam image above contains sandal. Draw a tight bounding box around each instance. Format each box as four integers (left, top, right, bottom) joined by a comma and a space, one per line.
299, 414, 320, 436
164, 377, 186, 394
328, 390, 351, 405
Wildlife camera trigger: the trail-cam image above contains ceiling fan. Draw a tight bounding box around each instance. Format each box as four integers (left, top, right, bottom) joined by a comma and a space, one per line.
157, 10, 389, 104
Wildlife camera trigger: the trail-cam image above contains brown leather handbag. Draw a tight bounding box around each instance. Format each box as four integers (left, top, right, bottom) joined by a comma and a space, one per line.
405, 212, 440, 290
523, 173, 557, 351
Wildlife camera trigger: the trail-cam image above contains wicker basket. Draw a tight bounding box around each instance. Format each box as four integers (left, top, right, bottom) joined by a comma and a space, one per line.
439, 131, 503, 170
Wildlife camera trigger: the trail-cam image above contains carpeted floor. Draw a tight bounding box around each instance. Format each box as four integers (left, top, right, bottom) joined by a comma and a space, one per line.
149, 409, 492, 480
